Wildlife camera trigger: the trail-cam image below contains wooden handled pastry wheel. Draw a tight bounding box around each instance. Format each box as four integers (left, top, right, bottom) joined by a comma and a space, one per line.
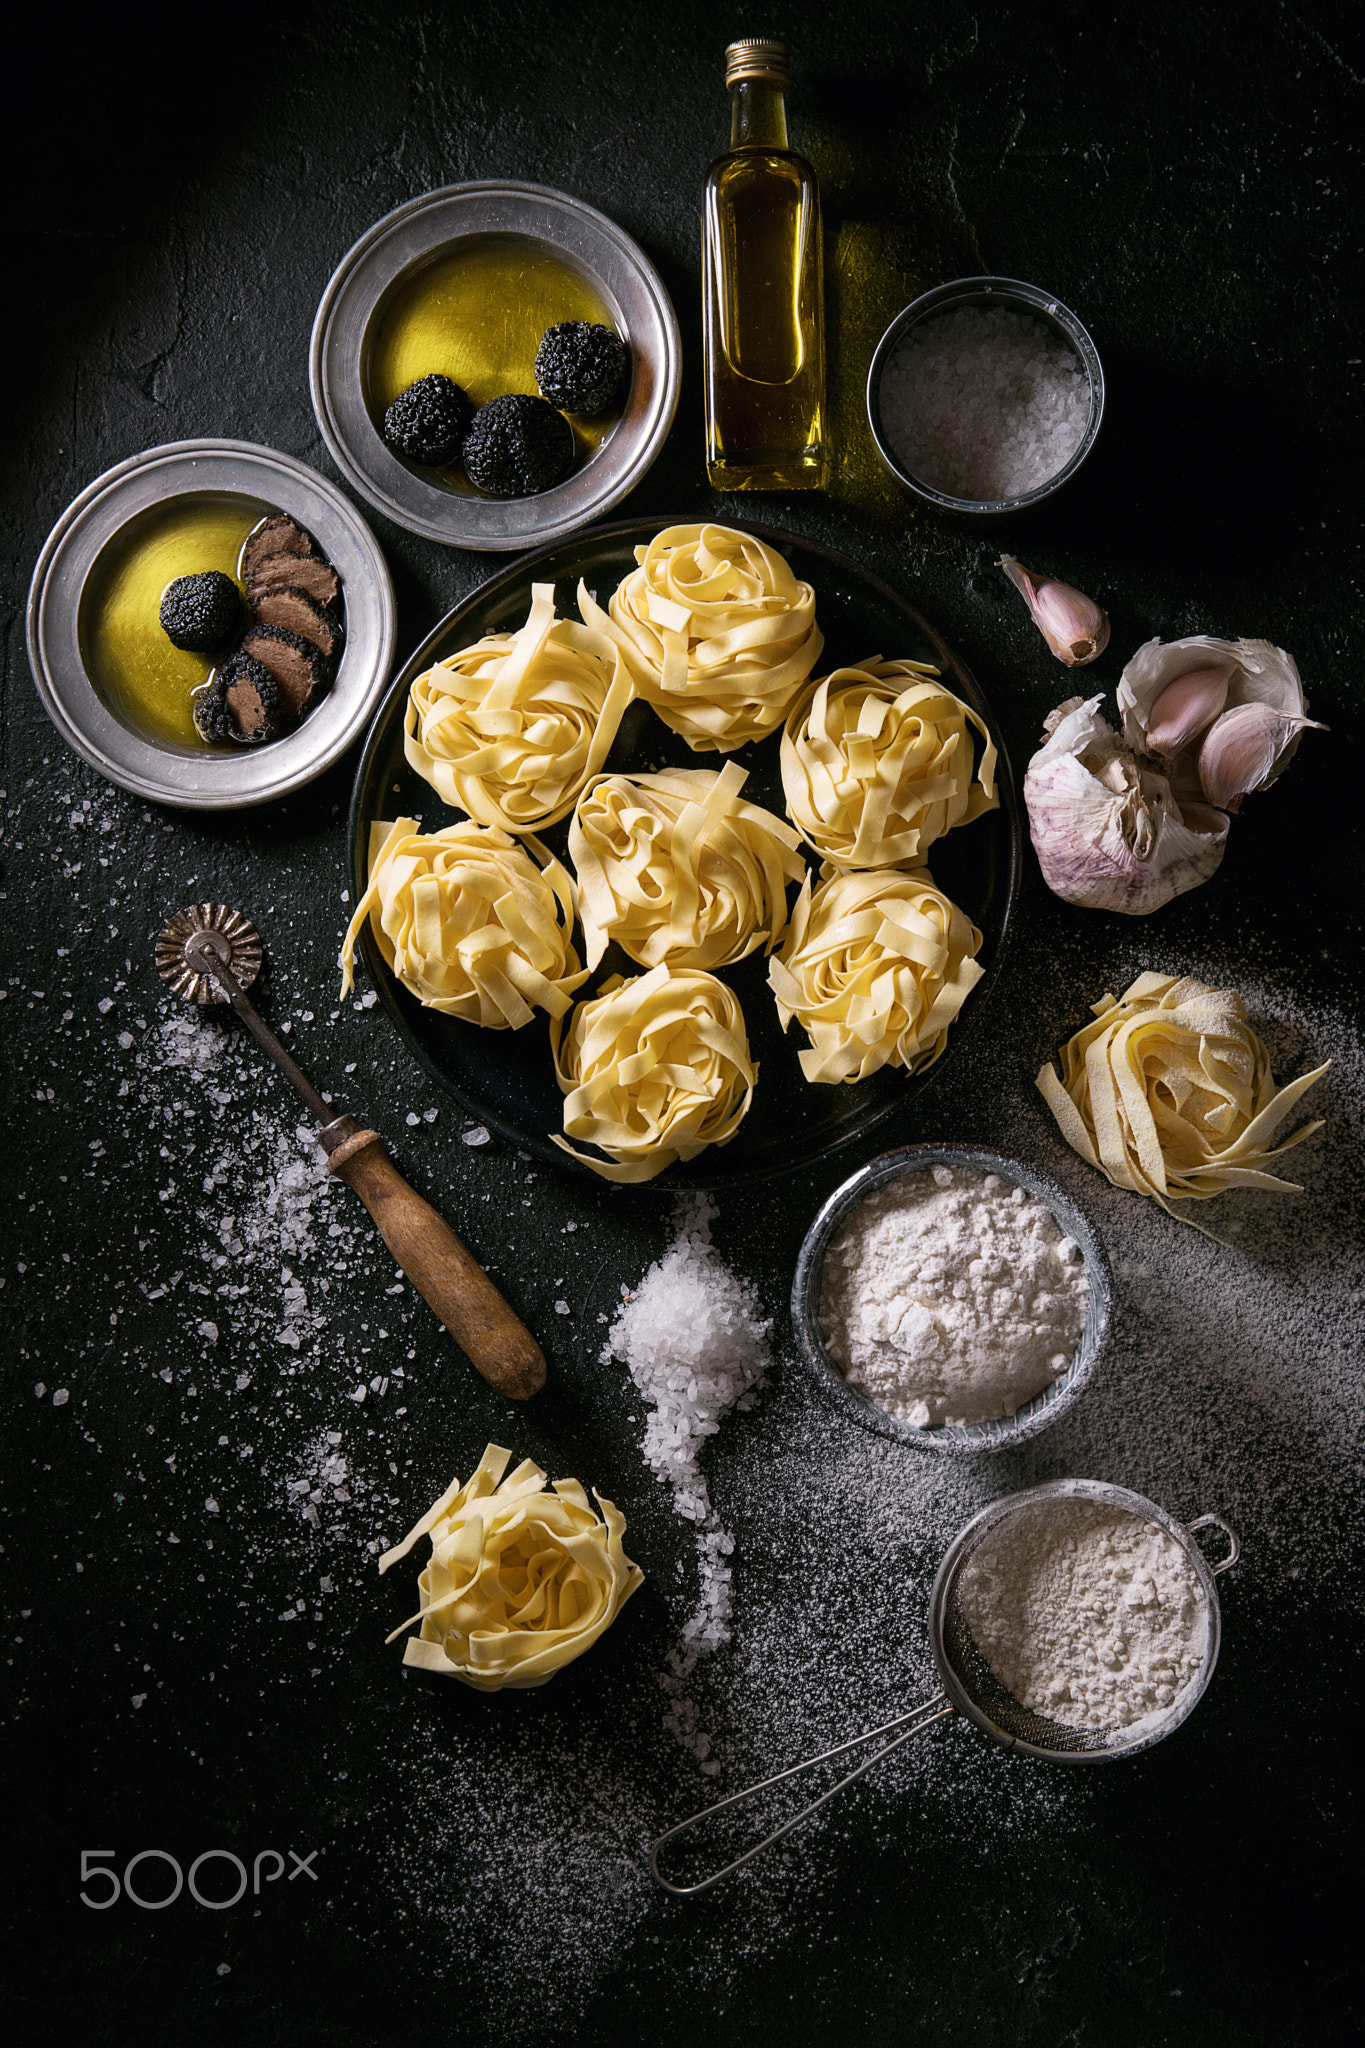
155, 902, 546, 1400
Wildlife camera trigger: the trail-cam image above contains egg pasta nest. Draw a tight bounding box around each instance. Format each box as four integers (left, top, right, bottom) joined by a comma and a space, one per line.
769, 867, 985, 1085
403, 583, 634, 832
340, 817, 585, 1028
781, 658, 999, 869
1037, 972, 1329, 1215
551, 965, 757, 1181
380, 1443, 643, 1691
578, 521, 823, 751
569, 759, 806, 972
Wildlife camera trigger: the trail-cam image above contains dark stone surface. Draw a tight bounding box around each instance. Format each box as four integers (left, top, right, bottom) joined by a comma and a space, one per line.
3, 3, 1361, 2044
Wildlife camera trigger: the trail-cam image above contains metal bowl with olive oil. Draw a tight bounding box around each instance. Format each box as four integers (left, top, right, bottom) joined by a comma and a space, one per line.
310, 182, 682, 550
26, 441, 396, 810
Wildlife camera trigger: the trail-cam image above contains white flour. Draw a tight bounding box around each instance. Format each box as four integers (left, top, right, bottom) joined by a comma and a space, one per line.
957, 1499, 1206, 1733
819, 1166, 1088, 1426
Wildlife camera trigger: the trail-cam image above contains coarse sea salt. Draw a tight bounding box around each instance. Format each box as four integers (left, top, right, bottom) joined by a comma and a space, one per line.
879, 304, 1090, 502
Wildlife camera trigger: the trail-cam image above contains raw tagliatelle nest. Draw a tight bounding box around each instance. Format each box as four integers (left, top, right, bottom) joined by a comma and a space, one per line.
551, 964, 757, 1181
577, 522, 823, 752
1037, 972, 1329, 1222
379, 1443, 643, 1692
403, 583, 634, 832
781, 659, 999, 869
569, 759, 806, 972
768, 868, 985, 1085
339, 817, 585, 1028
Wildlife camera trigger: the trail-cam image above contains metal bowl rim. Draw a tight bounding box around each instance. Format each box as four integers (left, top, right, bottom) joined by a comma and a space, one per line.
790, 1141, 1113, 1452
26, 437, 397, 811
865, 274, 1106, 516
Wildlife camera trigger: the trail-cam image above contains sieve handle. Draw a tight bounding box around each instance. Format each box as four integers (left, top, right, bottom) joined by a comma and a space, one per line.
649, 1692, 955, 1896
1187, 1512, 1240, 1576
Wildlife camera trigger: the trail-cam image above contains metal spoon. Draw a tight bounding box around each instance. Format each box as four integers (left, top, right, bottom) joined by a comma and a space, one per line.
156, 903, 546, 1400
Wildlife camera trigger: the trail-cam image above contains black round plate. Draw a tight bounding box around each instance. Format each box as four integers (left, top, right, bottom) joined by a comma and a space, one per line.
348, 516, 1022, 1188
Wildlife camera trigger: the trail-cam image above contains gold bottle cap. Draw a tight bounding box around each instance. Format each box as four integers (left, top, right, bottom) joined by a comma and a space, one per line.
725, 39, 790, 89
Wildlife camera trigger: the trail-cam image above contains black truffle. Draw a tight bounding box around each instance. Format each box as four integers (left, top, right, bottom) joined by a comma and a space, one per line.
461, 394, 576, 497
191, 674, 234, 745
534, 322, 630, 416
160, 571, 243, 653
383, 374, 475, 465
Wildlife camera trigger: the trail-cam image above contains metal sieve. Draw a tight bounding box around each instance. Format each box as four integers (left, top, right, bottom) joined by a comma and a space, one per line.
650, 1479, 1238, 1895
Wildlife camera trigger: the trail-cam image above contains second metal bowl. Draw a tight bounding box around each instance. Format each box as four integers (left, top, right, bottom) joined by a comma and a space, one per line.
866, 276, 1105, 520
791, 1142, 1112, 1453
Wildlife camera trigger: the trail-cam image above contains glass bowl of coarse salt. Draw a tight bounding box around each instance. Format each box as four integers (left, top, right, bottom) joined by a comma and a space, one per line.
791, 1143, 1112, 1453
866, 278, 1105, 519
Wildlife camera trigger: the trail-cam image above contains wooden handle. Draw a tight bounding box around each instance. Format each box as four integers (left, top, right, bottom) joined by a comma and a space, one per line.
327, 1129, 546, 1400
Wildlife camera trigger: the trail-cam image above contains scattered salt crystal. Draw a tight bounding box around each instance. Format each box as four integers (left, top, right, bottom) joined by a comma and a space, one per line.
349, 1385, 366, 1403
423, 1108, 438, 1123
97, 996, 114, 1015
555, 1299, 570, 1316
52, 1389, 69, 1406
462, 1126, 491, 1147
406, 1113, 420, 1127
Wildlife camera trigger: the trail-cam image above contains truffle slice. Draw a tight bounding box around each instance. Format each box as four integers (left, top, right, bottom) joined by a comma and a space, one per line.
245, 553, 341, 608
251, 584, 344, 660
240, 623, 333, 720
223, 656, 283, 743
241, 515, 319, 581
462, 393, 576, 497
191, 673, 235, 745
160, 571, 243, 653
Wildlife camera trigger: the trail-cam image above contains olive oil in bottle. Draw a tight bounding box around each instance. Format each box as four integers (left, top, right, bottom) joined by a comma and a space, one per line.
702, 40, 826, 491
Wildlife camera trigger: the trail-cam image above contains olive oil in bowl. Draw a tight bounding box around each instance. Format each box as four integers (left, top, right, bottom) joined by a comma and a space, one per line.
368, 235, 622, 486
79, 494, 266, 749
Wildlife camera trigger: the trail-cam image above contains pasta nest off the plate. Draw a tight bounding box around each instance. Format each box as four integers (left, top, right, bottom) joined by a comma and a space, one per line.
569, 759, 806, 973
781, 658, 999, 869
403, 583, 635, 832
380, 1443, 643, 1692
551, 964, 757, 1182
340, 817, 585, 1028
578, 521, 823, 752
1037, 972, 1329, 1211
769, 866, 985, 1085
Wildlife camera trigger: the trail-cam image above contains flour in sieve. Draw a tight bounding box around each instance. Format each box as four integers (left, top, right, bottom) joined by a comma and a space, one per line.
956, 1499, 1206, 1734
819, 1166, 1088, 1426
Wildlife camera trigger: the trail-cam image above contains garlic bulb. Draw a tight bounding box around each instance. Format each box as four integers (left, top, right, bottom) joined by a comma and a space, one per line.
1117, 634, 1322, 813
1024, 696, 1228, 914
998, 556, 1110, 667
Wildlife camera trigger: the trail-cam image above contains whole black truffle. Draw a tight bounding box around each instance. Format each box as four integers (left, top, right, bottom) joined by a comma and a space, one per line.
191, 674, 234, 746
383, 374, 475, 465
160, 571, 243, 653
534, 322, 630, 416
461, 394, 576, 497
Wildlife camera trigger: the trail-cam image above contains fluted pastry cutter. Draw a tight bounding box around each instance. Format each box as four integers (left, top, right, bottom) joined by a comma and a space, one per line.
156, 903, 546, 1399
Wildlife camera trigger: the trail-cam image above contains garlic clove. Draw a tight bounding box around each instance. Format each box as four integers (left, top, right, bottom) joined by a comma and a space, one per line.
1143, 664, 1232, 756
998, 556, 1110, 667
1197, 701, 1327, 810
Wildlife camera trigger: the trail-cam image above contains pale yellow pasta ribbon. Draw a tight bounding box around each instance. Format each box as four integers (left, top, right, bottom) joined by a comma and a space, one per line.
768, 867, 985, 1085
403, 583, 634, 832
1036, 972, 1329, 1219
339, 817, 586, 1028
569, 759, 806, 972
781, 658, 999, 869
551, 964, 757, 1182
578, 522, 823, 752
379, 1443, 644, 1691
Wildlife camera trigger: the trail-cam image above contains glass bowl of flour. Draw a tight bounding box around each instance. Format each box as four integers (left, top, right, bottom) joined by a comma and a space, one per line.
792, 1143, 1112, 1452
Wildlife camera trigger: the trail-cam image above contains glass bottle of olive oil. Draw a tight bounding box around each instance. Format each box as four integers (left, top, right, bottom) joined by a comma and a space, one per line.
702, 40, 826, 491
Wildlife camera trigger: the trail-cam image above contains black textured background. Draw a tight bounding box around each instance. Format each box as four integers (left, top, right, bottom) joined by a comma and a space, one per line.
4, 3, 1363, 2043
